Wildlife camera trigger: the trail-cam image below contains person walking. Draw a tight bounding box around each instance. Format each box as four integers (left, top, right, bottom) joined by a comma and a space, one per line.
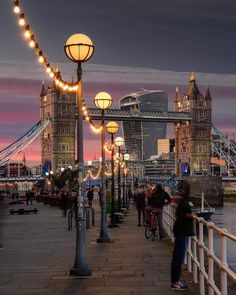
149, 184, 171, 239
134, 185, 146, 226
26, 190, 30, 205
170, 183, 194, 291
29, 189, 34, 205
61, 191, 68, 217
87, 187, 94, 207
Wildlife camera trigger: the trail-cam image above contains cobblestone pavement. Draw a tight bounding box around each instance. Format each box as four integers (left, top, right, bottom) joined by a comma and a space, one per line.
0, 199, 199, 294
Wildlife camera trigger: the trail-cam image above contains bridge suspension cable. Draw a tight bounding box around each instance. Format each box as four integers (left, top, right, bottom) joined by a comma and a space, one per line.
0, 118, 51, 165
211, 124, 236, 169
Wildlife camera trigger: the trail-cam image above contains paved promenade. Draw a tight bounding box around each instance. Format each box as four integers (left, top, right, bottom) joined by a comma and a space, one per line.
0, 199, 199, 295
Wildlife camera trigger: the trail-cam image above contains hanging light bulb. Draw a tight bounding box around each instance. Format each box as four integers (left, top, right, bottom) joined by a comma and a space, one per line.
19, 13, 25, 26
38, 51, 44, 63
24, 25, 31, 39
14, 1, 20, 14
46, 64, 51, 73
50, 72, 54, 78
29, 39, 36, 48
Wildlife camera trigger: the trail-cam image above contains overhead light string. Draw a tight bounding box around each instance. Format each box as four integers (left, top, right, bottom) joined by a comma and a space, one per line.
13, 0, 78, 92
13, 0, 103, 133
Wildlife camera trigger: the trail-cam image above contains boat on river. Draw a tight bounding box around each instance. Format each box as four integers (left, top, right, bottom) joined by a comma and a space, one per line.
192, 192, 215, 221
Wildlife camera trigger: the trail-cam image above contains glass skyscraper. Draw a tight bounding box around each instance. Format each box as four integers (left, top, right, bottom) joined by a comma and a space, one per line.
120, 90, 168, 160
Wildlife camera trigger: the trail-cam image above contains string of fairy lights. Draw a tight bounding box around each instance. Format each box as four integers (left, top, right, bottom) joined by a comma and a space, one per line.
13, 0, 102, 133
13, 0, 128, 181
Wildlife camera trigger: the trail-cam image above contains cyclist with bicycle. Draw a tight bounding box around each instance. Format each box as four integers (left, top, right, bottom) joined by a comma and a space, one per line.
149, 184, 171, 239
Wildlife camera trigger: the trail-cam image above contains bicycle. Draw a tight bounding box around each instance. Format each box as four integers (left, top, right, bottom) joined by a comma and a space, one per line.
145, 210, 159, 241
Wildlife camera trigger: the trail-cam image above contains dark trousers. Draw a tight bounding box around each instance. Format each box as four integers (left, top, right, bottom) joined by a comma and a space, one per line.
171, 236, 189, 283
137, 207, 145, 225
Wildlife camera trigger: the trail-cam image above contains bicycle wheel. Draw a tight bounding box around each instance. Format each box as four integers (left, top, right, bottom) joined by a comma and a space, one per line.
151, 218, 157, 241
145, 225, 152, 239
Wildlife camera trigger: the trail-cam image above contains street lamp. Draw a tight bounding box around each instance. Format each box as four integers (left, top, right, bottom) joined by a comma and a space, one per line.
114, 136, 124, 211
64, 33, 94, 276
120, 147, 128, 208
106, 121, 119, 227
94, 92, 112, 243
123, 153, 130, 207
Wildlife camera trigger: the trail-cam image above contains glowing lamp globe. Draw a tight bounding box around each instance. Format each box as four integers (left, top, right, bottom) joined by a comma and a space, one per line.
94, 92, 112, 110
114, 137, 124, 147
64, 33, 94, 63
124, 153, 130, 161
106, 121, 119, 135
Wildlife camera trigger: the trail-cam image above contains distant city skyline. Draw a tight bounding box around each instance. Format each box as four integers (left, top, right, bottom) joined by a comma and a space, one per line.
1, 0, 236, 166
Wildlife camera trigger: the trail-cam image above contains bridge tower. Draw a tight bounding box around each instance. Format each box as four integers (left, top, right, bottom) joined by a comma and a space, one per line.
174, 73, 212, 176
40, 70, 76, 174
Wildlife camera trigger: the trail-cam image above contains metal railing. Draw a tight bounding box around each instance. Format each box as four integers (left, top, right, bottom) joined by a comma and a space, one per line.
163, 204, 236, 295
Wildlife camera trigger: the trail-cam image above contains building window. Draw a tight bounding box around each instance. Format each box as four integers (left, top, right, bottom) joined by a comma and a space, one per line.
58, 143, 69, 150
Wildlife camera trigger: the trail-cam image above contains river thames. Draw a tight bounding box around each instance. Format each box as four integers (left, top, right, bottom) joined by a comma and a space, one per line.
210, 202, 236, 272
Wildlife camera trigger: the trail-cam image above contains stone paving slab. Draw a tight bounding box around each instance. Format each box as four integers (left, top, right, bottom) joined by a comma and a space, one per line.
0, 200, 199, 294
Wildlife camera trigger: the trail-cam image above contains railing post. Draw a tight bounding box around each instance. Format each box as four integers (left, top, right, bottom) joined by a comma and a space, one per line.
208, 223, 215, 295
220, 229, 228, 295
193, 220, 198, 283
187, 237, 192, 271
199, 220, 205, 295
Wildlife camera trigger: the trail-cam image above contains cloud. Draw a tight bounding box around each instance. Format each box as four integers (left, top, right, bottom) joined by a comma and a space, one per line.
1, 60, 236, 88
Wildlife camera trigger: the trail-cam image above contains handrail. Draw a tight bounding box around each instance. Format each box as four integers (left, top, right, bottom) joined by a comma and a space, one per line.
163, 204, 236, 295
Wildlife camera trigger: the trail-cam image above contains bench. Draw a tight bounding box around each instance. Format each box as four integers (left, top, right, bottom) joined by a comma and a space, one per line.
10, 208, 39, 215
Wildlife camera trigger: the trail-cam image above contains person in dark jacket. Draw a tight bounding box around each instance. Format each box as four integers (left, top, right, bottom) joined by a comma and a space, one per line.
149, 184, 171, 239
87, 188, 94, 207
134, 185, 146, 226
61, 191, 68, 217
170, 182, 194, 291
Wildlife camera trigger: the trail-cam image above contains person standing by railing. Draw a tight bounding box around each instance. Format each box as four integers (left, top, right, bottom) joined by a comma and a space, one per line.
170, 182, 194, 291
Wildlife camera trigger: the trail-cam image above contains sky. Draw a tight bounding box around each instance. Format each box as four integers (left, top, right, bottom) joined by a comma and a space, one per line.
1, 0, 236, 166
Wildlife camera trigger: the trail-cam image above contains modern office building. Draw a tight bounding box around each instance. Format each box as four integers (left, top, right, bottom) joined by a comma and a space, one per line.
120, 90, 168, 161
157, 138, 175, 156
40, 70, 76, 174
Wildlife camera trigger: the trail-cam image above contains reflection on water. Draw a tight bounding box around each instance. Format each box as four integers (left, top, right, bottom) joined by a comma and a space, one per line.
210, 202, 236, 272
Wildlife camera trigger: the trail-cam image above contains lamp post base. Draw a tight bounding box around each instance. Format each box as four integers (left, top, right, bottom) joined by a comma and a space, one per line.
69, 268, 92, 276
97, 236, 112, 243
108, 223, 120, 228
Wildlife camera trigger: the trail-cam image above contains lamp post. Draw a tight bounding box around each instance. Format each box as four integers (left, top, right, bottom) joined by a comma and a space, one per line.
94, 92, 112, 243
106, 121, 119, 227
120, 146, 128, 208
64, 33, 94, 276
123, 153, 130, 207
114, 137, 124, 212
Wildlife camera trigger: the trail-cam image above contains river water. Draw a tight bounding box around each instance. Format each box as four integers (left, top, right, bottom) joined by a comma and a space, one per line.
209, 202, 236, 272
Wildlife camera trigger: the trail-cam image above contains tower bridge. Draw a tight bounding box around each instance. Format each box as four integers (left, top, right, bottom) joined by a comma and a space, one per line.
87, 108, 191, 123
0, 73, 235, 201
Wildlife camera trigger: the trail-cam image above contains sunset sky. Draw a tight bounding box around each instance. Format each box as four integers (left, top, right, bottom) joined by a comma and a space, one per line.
1, 0, 236, 166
